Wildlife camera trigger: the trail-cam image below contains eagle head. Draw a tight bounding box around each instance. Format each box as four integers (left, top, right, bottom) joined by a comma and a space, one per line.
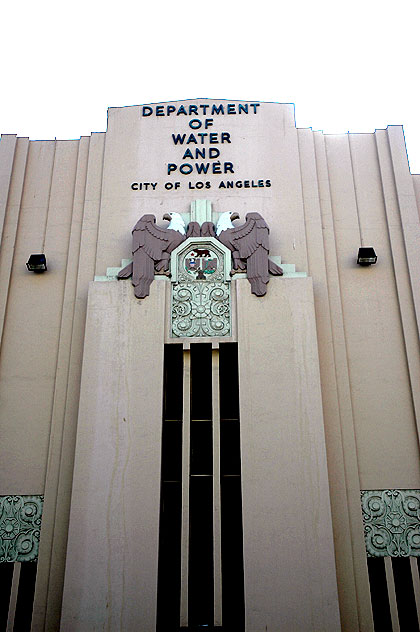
163, 212, 186, 235
216, 211, 240, 236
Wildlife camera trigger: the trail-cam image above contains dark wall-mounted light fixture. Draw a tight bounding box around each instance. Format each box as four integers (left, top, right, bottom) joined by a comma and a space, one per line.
357, 247, 377, 266
26, 254, 47, 272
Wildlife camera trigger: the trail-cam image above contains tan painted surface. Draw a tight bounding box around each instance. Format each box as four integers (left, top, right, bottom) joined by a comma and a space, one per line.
0, 137, 29, 347
0, 140, 78, 493
96, 101, 308, 276
32, 135, 93, 631
298, 127, 368, 630
61, 280, 166, 631
0, 134, 17, 242
237, 276, 341, 631
326, 132, 420, 489
0, 101, 419, 631
413, 174, 420, 221
387, 126, 420, 337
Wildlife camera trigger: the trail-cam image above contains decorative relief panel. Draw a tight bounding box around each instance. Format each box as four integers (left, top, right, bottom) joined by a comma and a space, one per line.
0, 495, 43, 562
361, 489, 420, 557
172, 283, 230, 337
170, 238, 231, 338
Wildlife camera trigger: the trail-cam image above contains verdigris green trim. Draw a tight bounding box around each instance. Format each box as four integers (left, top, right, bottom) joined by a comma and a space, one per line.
170, 238, 231, 338
191, 199, 212, 226
170, 237, 232, 283
361, 489, 420, 557
94, 259, 133, 282
0, 495, 43, 562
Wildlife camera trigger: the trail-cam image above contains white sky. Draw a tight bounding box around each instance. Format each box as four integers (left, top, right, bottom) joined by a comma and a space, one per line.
2, 0, 420, 172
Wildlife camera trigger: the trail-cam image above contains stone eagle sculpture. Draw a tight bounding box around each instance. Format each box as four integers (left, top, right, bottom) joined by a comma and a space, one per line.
186, 221, 201, 238
200, 221, 216, 238
117, 212, 186, 298
216, 211, 283, 296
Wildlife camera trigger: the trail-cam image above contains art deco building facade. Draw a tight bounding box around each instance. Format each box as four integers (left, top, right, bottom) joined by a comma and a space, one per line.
1, 99, 420, 631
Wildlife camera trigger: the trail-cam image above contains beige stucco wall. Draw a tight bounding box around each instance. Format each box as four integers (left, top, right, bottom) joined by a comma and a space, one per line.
61, 280, 166, 631
0, 131, 106, 630
97, 101, 308, 276
0, 99, 419, 631
236, 276, 341, 631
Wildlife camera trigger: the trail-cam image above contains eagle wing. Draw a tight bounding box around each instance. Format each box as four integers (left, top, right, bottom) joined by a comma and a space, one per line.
186, 222, 201, 238
122, 214, 185, 298
200, 222, 216, 237
228, 213, 269, 258
117, 261, 133, 278
132, 215, 171, 258
218, 213, 276, 296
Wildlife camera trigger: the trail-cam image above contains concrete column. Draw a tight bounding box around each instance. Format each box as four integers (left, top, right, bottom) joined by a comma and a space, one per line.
236, 277, 341, 631
61, 279, 166, 631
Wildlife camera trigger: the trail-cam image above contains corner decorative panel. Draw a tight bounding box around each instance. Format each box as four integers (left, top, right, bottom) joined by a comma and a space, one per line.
361, 489, 420, 557
0, 495, 43, 562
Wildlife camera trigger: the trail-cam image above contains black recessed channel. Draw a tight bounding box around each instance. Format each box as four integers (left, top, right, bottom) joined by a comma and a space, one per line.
0, 562, 14, 630
220, 476, 244, 629
190, 343, 212, 421
190, 420, 213, 475
219, 343, 244, 630
220, 420, 241, 476
161, 420, 182, 482
157, 344, 183, 631
189, 343, 214, 628
163, 344, 184, 421
219, 343, 239, 421
13, 562, 38, 632
367, 557, 392, 632
157, 482, 182, 631
392, 557, 419, 631
189, 475, 214, 627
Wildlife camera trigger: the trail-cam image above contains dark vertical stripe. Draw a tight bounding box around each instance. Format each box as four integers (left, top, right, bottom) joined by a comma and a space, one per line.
190, 344, 212, 420
221, 477, 245, 629
219, 343, 244, 630
189, 343, 214, 627
156, 482, 182, 631
163, 344, 183, 420
0, 563, 14, 630
220, 420, 241, 476
392, 557, 419, 631
157, 344, 183, 631
190, 420, 213, 475
367, 557, 393, 631
13, 562, 37, 632
161, 420, 182, 481
188, 476, 213, 626
219, 343, 239, 420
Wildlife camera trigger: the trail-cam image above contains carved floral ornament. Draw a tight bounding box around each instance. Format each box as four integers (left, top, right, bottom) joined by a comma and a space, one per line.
170, 238, 231, 338
361, 489, 420, 557
0, 495, 43, 562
